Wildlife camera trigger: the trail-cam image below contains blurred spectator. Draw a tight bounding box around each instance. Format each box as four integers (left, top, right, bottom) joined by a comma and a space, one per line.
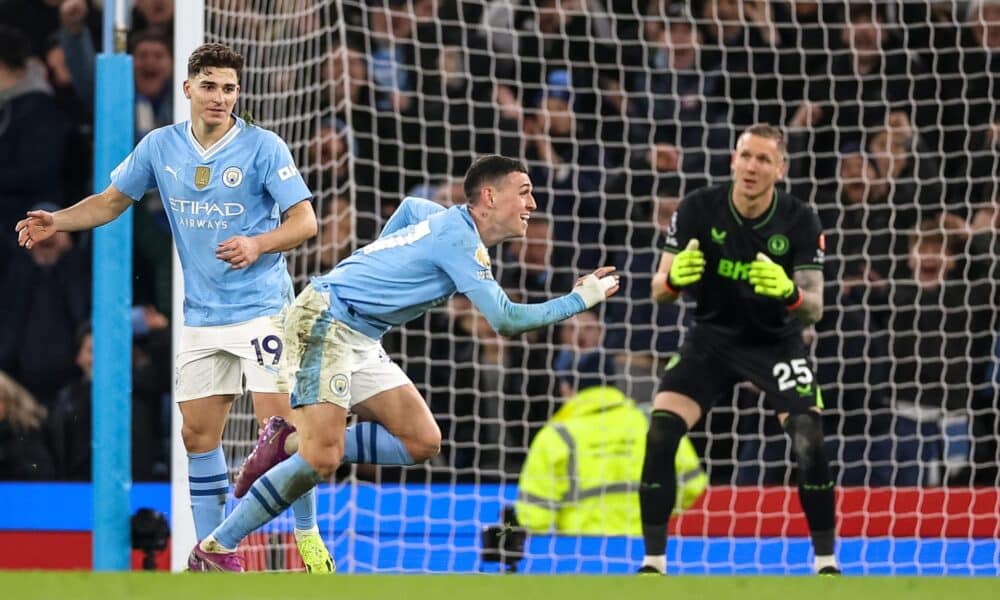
605, 194, 685, 361
0, 202, 89, 407
132, 0, 174, 40
0, 25, 68, 255
309, 195, 356, 273
130, 30, 173, 139
514, 344, 706, 534
307, 115, 353, 202
885, 215, 996, 485
617, 4, 730, 192
486, 0, 618, 123
523, 69, 604, 271
44, 31, 92, 205
866, 112, 946, 223
0, 371, 54, 480
697, 0, 783, 128
937, 0, 1000, 204
497, 215, 571, 472
0, 0, 66, 58
819, 143, 900, 303
790, 2, 933, 181
48, 317, 171, 481
427, 295, 503, 474
59, 7, 173, 142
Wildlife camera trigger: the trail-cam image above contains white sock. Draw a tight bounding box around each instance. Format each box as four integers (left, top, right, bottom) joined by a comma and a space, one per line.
294, 525, 320, 540
814, 554, 838, 572
200, 535, 236, 554
642, 555, 666, 573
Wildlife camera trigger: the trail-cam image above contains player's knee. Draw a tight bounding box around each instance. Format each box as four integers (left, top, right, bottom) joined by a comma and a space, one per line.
785, 411, 824, 468
407, 424, 442, 463
646, 410, 688, 456
181, 422, 220, 454
300, 436, 345, 479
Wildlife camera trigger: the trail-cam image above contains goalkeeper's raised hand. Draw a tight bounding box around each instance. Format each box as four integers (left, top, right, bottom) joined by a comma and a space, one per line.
748, 252, 798, 302
668, 239, 705, 290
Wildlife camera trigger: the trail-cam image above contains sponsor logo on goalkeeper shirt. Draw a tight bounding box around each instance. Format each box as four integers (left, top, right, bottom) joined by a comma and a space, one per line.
169, 197, 245, 230
717, 258, 751, 281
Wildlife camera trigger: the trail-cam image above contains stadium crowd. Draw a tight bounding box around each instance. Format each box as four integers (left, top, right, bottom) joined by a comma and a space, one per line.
0, 0, 997, 489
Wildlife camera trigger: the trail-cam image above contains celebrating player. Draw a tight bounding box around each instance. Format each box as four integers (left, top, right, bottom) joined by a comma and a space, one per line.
637, 124, 839, 576
186, 155, 620, 571
15, 43, 334, 572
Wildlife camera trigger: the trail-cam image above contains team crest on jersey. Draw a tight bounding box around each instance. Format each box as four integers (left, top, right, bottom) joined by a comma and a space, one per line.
474, 244, 491, 269
222, 166, 243, 188
194, 166, 211, 190
329, 374, 350, 398
767, 234, 789, 256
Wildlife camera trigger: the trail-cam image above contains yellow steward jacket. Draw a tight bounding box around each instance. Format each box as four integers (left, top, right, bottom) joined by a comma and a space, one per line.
515, 386, 707, 535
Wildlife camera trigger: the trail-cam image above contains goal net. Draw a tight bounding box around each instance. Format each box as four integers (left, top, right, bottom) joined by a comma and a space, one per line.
200, 0, 1000, 574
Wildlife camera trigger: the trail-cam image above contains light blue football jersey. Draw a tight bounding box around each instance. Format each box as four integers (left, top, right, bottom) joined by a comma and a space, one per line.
111, 116, 311, 326
312, 197, 586, 339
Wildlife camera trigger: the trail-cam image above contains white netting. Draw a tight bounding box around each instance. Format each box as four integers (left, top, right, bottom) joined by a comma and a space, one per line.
203, 0, 1000, 574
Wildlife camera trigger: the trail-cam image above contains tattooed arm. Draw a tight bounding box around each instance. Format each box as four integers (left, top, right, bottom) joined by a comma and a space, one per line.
792, 269, 824, 326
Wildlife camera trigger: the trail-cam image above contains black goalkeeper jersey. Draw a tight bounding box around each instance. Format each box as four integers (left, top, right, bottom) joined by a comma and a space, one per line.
663, 183, 824, 344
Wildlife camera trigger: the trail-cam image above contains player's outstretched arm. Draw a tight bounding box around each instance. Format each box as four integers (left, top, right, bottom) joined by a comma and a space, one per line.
465, 266, 619, 337
216, 199, 317, 269
15, 184, 132, 249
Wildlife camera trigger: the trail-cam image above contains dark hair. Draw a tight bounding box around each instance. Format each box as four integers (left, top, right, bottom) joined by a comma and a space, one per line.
742, 123, 787, 156
0, 25, 31, 71
463, 155, 528, 205
187, 43, 244, 80
130, 29, 172, 55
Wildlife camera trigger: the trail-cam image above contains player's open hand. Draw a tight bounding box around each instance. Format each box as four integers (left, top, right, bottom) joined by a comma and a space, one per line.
748, 252, 795, 299
216, 235, 261, 269
668, 239, 704, 289
15, 210, 57, 250
573, 266, 620, 309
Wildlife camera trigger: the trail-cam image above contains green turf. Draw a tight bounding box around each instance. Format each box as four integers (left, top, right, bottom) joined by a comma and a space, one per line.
2, 573, 998, 600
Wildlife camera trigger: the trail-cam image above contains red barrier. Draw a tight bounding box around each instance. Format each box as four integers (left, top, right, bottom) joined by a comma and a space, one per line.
671, 486, 1000, 537
0, 531, 170, 570
3, 487, 997, 569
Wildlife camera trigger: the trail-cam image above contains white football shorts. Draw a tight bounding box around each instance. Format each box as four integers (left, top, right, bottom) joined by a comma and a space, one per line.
174, 312, 291, 402
284, 285, 411, 410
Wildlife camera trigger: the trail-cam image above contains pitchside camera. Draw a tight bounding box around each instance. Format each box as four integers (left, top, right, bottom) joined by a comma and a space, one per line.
480, 505, 526, 573
131, 508, 170, 571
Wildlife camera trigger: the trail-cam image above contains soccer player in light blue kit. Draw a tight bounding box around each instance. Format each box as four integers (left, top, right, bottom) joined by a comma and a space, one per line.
187, 155, 620, 571
15, 43, 334, 572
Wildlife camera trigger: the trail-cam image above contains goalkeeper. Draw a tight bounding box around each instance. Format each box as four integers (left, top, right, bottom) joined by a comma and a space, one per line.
638, 125, 839, 576
188, 155, 620, 571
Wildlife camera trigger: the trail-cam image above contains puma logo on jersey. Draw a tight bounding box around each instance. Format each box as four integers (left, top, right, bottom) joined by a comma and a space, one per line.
164, 165, 180, 181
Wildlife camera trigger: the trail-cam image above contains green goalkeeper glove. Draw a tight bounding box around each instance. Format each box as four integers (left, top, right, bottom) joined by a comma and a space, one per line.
667, 239, 705, 291
748, 252, 798, 302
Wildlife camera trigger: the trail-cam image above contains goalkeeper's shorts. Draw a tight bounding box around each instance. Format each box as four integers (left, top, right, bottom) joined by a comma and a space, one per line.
284, 285, 411, 410
174, 311, 290, 402
657, 327, 823, 416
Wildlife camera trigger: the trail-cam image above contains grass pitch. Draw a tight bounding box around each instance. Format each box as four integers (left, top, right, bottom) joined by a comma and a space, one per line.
2, 572, 998, 600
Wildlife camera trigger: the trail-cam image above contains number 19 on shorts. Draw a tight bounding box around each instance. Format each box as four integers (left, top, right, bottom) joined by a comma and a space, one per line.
251, 335, 283, 365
